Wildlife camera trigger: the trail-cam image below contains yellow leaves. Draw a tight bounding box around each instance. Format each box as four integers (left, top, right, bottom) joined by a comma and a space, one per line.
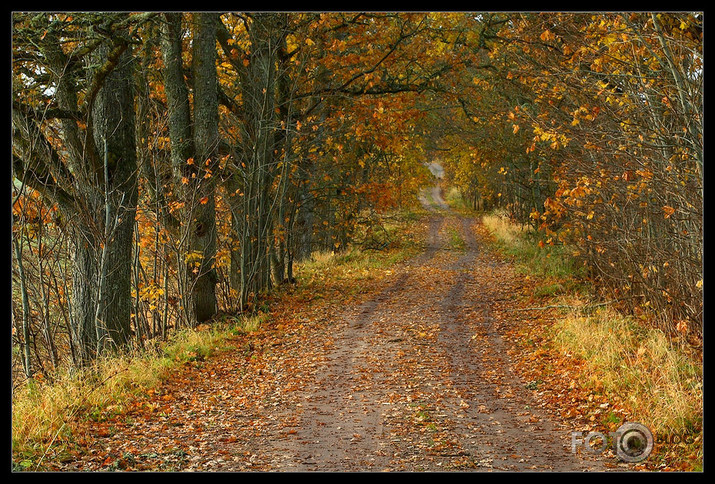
286, 34, 299, 55
133, 283, 165, 310
600, 32, 619, 47
185, 251, 204, 273
532, 126, 570, 150
591, 56, 603, 72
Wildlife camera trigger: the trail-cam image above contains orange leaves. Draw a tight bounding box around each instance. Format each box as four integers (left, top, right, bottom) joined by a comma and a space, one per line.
169, 200, 185, 213
539, 29, 556, 42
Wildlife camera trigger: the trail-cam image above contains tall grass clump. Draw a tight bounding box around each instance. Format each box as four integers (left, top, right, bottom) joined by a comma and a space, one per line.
554, 307, 703, 437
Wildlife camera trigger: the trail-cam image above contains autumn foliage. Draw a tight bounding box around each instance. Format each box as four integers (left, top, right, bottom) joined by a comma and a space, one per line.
440, 12, 702, 340
12, 12, 702, 381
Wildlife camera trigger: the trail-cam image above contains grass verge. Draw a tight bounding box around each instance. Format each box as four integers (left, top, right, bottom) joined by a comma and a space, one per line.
11, 313, 269, 471
554, 307, 703, 437
482, 209, 584, 281
294, 208, 422, 302
480, 209, 703, 471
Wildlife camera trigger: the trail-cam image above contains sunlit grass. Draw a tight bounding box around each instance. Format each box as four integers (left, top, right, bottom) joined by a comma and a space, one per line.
482, 209, 583, 281
295, 208, 422, 291
11, 313, 265, 469
554, 306, 703, 437
481, 208, 703, 468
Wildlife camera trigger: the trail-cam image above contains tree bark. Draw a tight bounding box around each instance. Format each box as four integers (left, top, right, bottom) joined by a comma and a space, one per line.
190, 12, 220, 322
88, 34, 138, 353
231, 13, 284, 309
162, 12, 219, 324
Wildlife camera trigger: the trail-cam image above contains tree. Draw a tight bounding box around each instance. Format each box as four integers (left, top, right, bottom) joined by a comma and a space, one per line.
12, 12, 146, 364
474, 12, 703, 335
161, 12, 220, 324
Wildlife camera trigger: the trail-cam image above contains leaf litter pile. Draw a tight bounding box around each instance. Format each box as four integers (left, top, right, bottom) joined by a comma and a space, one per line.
50, 213, 631, 472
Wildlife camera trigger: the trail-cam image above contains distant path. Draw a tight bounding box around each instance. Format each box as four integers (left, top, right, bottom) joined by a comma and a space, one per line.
419, 161, 448, 211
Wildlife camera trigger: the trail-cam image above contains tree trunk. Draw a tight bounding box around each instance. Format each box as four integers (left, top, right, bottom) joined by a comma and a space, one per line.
232, 13, 283, 309
88, 35, 138, 353
189, 12, 220, 323
162, 12, 219, 324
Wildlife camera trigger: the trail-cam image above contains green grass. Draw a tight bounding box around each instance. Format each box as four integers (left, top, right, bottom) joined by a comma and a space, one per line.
446, 226, 466, 251
444, 187, 470, 212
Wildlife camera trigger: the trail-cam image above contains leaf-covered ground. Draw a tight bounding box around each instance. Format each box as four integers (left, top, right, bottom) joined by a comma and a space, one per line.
46, 201, 645, 472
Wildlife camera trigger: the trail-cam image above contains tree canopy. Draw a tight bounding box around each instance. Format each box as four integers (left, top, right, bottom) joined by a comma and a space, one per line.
12, 12, 702, 378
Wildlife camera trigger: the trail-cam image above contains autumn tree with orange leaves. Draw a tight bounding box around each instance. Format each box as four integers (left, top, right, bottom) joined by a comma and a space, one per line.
439, 12, 702, 337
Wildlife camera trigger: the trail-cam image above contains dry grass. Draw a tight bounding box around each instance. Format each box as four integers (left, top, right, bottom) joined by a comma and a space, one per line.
482, 210, 525, 246
482, 208, 703, 468
13, 348, 169, 465
554, 305, 703, 437
11, 314, 265, 468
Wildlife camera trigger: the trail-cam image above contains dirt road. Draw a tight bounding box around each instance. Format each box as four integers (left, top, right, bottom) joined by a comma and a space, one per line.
251, 204, 606, 471
65, 191, 608, 472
